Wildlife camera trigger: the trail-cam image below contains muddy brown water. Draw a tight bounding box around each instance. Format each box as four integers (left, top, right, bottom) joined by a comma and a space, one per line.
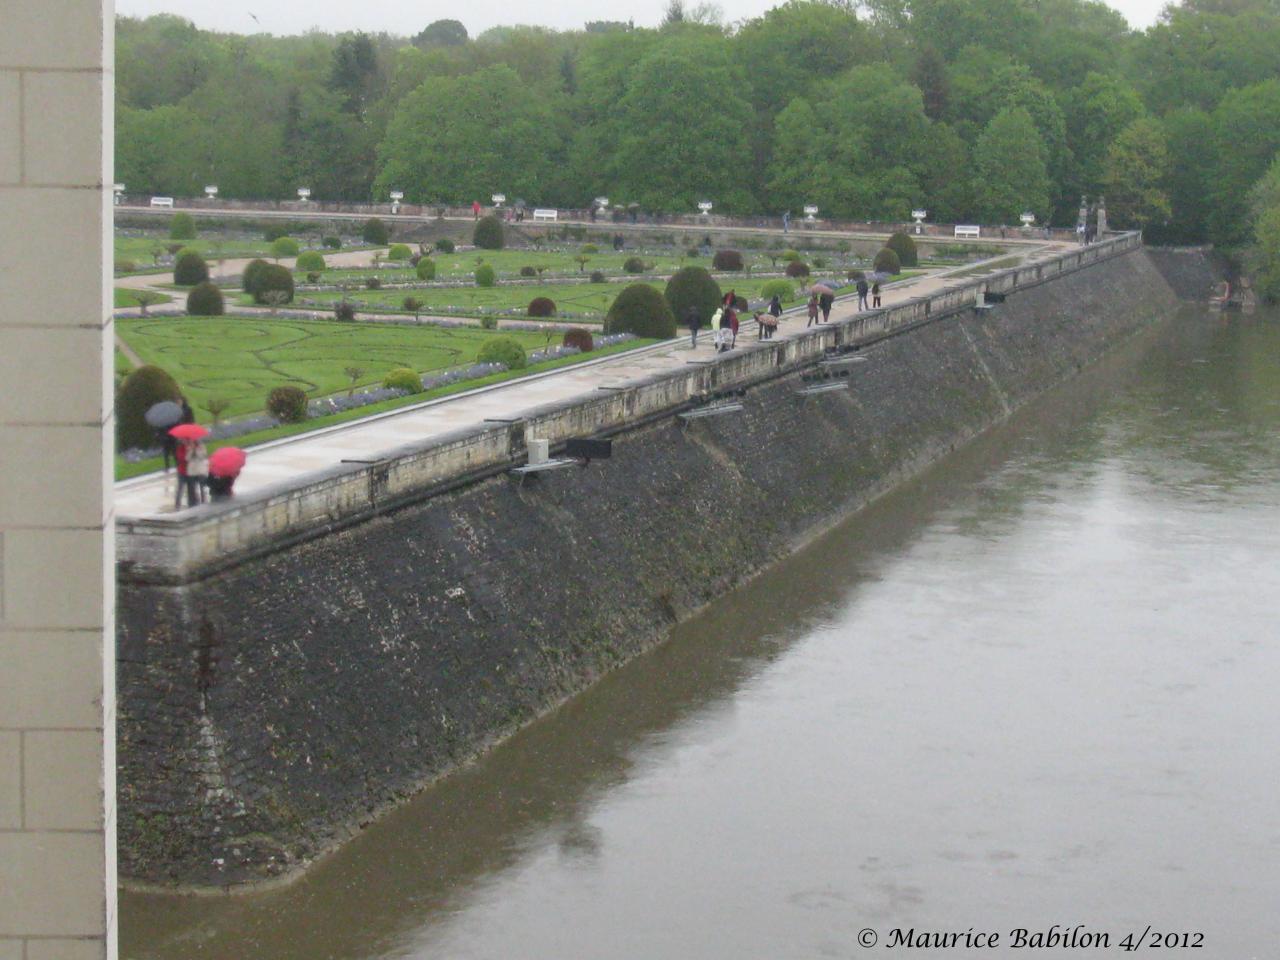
122, 307, 1280, 959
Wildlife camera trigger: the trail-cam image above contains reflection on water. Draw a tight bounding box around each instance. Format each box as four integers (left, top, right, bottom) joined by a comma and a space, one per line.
123, 309, 1280, 960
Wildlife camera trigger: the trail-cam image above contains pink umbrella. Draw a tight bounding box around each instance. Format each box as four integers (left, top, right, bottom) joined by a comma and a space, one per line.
208, 447, 247, 478
169, 423, 210, 440
810, 283, 835, 295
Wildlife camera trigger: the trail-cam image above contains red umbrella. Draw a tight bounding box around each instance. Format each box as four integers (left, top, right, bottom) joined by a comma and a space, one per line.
169, 423, 210, 440
208, 446, 246, 478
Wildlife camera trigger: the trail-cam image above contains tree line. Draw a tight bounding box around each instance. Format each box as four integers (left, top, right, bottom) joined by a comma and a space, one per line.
116, 0, 1280, 251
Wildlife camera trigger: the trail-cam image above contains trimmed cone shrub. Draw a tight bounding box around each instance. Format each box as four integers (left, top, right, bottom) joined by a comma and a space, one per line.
362, 217, 390, 245
173, 251, 209, 286
270, 236, 300, 260
473, 215, 505, 250
477, 336, 527, 369
475, 264, 497, 287
623, 256, 646, 273
760, 279, 794, 302
323, 235, 342, 249
785, 260, 811, 278
590, 270, 606, 283
435, 237, 455, 254
416, 258, 437, 281
169, 212, 196, 240
266, 385, 308, 423
242, 258, 271, 297
663, 266, 722, 327
874, 247, 902, 274
388, 243, 412, 261
383, 367, 423, 393
115, 365, 182, 451
712, 249, 744, 271
563, 328, 594, 352
886, 231, 918, 267
520, 265, 537, 277
296, 250, 325, 273
253, 264, 294, 305
607, 283, 677, 338
527, 297, 557, 317
186, 281, 224, 316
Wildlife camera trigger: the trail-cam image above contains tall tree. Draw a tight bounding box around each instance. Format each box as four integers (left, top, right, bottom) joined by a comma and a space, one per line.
973, 107, 1051, 223
413, 20, 469, 49
1208, 78, 1280, 244
1102, 118, 1171, 230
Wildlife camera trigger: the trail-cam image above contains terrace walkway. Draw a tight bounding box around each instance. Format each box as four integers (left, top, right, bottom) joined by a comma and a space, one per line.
114, 242, 1073, 521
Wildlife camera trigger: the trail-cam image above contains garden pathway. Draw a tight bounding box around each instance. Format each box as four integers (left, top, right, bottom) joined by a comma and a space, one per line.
115, 242, 1074, 520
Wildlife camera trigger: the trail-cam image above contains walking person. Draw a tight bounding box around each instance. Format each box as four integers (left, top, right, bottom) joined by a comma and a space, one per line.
187, 438, 209, 505
472, 200, 481, 220
768, 293, 783, 326
819, 291, 833, 323
729, 307, 739, 348
174, 439, 200, 510
686, 304, 702, 349
807, 293, 819, 327
871, 281, 881, 308
710, 304, 724, 352
856, 277, 869, 311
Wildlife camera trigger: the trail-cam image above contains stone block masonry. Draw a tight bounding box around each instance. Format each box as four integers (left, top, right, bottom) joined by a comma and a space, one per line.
117, 239, 1177, 887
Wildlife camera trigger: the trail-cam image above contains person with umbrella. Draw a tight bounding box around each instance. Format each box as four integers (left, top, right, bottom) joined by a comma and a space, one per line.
145, 400, 183, 472
819, 289, 834, 323
169, 423, 209, 509
768, 293, 783, 326
207, 447, 246, 501
807, 292, 820, 328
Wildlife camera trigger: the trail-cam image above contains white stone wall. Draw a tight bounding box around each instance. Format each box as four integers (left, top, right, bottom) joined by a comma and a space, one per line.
0, 1, 116, 958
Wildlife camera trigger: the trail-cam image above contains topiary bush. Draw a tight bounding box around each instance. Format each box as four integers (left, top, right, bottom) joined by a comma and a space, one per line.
581, 243, 599, 254
782, 249, 800, 261
520, 265, 537, 277
473, 215, 505, 250
382, 367, 423, 393
364, 276, 382, 290
402, 296, 423, 313
416, 258, 437, 281
241, 258, 271, 297
527, 297, 557, 317
886, 231, 918, 267
475, 263, 496, 287
623, 256, 646, 273
173, 251, 209, 286
253, 264, 294, 305
115, 365, 182, 451
186, 281, 224, 316
873, 247, 902, 274
663, 266, 722, 327
686, 246, 701, 258
323, 235, 342, 249
296, 250, 325, 273
477, 336, 527, 369
334, 300, 357, 322
563, 328, 594, 352
607, 283, 677, 339
270, 236, 300, 260
435, 237, 455, 254
480, 315, 499, 330
169, 212, 196, 240
388, 243, 412, 261
760, 279, 794, 302
712, 249, 744, 271
785, 260, 811, 278
590, 270, 606, 284
263, 223, 291, 242
266, 385, 309, 423
362, 217, 390, 245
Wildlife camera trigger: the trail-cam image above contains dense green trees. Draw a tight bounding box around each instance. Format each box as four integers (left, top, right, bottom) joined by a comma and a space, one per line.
113, 0, 1280, 246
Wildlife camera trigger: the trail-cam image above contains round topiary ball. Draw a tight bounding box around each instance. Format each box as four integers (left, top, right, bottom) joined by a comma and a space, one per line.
173, 251, 209, 286
527, 297, 557, 317
785, 260, 811, 278
186, 281, 224, 316
477, 336, 527, 369
388, 243, 413, 261
886, 231, 918, 267
623, 256, 646, 273
590, 270, 606, 284
520, 265, 537, 277
712, 249, 744, 271
607, 283, 677, 339
296, 250, 326, 273
253, 264, 295, 305
435, 237, 456, 254
473, 215, 505, 250
873, 247, 902, 275
169, 212, 196, 240
416, 258, 437, 281
663, 266, 722, 324
475, 264, 497, 287
266, 385, 309, 423
362, 217, 390, 245
241, 258, 271, 297
115, 365, 182, 451
382, 367, 423, 394
562, 328, 594, 352
270, 236, 300, 260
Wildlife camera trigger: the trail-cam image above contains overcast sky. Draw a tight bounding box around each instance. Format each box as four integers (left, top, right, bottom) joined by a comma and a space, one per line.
116, 0, 1170, 39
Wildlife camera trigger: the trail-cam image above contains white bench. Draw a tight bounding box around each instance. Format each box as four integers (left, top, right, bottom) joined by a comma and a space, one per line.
532, 208, 558, 222
150, 196, 175, 208
954, 224, 980, 239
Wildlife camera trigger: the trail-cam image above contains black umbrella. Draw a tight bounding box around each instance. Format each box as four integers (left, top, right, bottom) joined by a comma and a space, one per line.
144, 400, 183, 429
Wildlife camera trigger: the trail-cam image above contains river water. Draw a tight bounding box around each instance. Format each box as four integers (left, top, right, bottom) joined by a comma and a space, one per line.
122, 307, 1280, 960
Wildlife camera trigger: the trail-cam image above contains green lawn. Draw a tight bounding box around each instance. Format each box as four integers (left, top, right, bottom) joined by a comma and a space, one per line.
116, 316, 571, 420
114, 287, 174, 308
